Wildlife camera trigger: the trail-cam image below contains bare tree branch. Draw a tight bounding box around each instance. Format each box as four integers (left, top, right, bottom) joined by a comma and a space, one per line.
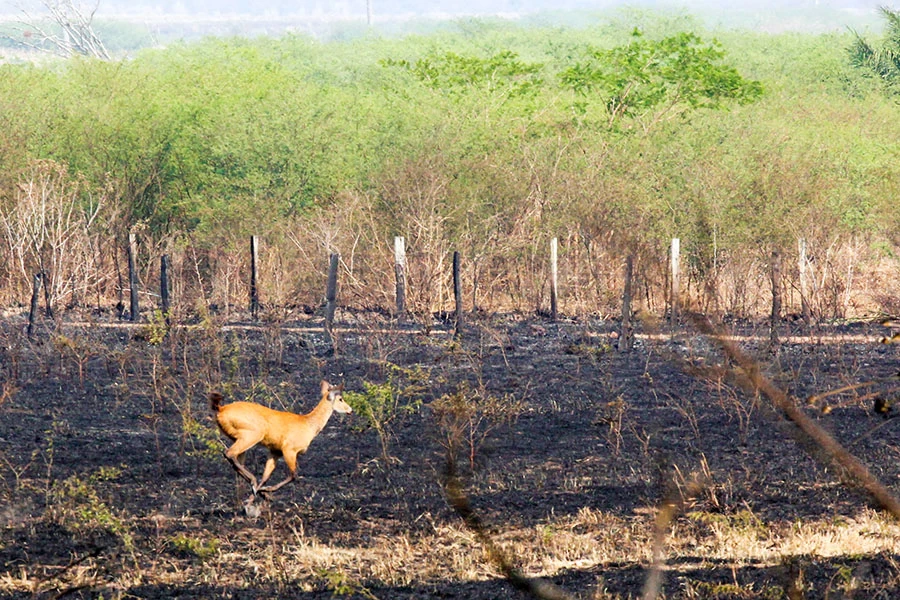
3, 0, 110, 59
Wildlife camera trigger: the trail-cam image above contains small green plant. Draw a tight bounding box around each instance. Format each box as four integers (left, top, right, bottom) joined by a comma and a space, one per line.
564, 342, 612, 360
320, 568, 355, 595
343, 364, 426, 464
431, 381, 525, 472
316, 568, 378, 599
223, 330, 242, 381
137, 309, 170, 345
170, 533, 219, 560
182, 413, 222, 460
46, 466, 134, 550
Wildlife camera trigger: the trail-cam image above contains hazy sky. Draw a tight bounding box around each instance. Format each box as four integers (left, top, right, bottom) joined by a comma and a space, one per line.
0, 0, 894, 34
0, 0, 892, 16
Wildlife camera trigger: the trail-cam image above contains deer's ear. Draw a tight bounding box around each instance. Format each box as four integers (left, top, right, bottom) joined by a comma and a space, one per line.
335, 383, 345, 392
320, 380, 330, 394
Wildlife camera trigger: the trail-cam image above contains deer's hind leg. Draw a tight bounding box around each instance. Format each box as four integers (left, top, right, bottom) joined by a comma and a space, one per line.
224, 435, 264, 490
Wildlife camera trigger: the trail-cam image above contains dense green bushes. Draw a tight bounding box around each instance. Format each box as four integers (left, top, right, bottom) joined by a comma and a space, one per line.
0, 15, 898, 320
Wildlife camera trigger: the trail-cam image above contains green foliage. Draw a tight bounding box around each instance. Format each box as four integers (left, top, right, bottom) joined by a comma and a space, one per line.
564, 341, 613, 358
560, 30, 763, 128
383, 49, 544, 99
1, 37, 401, 236
47, 466, 134, 550
343, 364, 425, 464
181, 414, 222, 461
170, 533, 219, 560
431, 381, 525, 472
317, 568, 378, 599
138, 310, 170, 346
1, 17, 900, 318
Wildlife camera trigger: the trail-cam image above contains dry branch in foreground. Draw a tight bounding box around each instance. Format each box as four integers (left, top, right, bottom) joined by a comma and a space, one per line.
689, 312, 900, 521
641, 474, 706, 600
441, 459, 578, 600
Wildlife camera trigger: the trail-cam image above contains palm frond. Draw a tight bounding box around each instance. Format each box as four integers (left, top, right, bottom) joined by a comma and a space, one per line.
848, 31, 876, 68
879, 5, 900, 50
849, 8, 900, 90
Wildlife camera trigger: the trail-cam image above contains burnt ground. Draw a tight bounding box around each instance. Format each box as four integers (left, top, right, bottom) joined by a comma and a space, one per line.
1, 310, 900, 599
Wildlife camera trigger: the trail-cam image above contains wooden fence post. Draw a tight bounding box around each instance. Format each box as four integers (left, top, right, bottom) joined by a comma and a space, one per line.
550, 237, 558, 321
38, 269, 52, 318
394, 236, 406, 321
128, 232, 139, 322
250, 235, 260, 320
619, 254, 634, 353
27, 272, 42, 337
160, 254, 171, 324
453, 250, 463, 339
798, 238, 811, 327
770, 250, 782, 346
670, 238, 680, 325
324, 252, 340, 349
115, 248, 125, 319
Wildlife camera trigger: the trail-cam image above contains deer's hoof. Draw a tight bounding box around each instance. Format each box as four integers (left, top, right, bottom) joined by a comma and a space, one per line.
244, 502, 262, 518
243, 495, 262, 518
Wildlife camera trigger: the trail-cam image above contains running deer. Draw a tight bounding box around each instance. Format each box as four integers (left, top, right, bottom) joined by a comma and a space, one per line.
210, 380, 352, 498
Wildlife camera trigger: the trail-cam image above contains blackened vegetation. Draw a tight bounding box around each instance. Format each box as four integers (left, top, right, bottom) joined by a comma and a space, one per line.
1, 311, 899, 598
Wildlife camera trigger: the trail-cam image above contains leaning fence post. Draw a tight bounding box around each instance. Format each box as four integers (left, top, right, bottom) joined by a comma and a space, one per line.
453, 250, 463, 339
128, 232, 139, 322
550, 237, 559, 321
394, 236, 406, 321
37, 269, 52, 319
250, 235, 260, 320
27, 272, 42, 337
324, 252, 340, 349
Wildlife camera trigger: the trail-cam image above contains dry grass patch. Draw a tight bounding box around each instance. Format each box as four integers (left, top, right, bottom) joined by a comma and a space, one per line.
671, 508, 900, 566
172, 505, 900, 595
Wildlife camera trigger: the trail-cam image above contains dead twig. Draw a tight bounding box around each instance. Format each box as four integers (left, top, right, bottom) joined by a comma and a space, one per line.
806, 379, 882, 406
819, 386, 900, 414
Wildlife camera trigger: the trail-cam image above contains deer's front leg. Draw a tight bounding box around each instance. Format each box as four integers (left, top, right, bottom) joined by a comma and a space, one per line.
254, 454, 280, 494
255, 451, 298, 495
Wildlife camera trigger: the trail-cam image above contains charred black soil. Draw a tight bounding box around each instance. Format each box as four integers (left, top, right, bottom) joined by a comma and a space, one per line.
1, 311, 899, 598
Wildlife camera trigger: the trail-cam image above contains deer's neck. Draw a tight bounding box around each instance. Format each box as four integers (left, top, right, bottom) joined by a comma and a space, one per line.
304, 396, 334, 435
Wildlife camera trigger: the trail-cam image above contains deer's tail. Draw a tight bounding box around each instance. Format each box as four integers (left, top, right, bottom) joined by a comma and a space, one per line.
209, 392, 224, 413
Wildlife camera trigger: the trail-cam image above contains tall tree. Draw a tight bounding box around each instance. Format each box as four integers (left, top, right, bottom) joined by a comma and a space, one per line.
560, 30, 762, 131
